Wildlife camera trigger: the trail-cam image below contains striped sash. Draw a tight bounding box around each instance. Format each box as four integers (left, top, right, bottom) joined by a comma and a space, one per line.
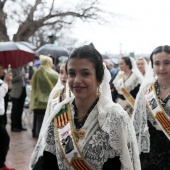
54, 104, 93, 170
119, 77, 135, 107
145, 84, 170, 140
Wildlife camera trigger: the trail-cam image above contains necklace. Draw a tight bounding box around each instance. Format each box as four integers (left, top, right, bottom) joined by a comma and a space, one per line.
155, 81, 170, 107
73, 98, 99, 129
159, 84, 170, 91
160, 85, 167, 91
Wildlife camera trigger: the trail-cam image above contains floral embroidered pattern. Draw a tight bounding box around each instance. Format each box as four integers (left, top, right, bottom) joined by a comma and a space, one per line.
44, 121, 56, 155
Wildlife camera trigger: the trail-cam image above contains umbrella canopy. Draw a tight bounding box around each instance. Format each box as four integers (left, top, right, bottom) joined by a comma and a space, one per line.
17, 41, 37, 50
36, 44, 69, 58
0, 41, 35, 68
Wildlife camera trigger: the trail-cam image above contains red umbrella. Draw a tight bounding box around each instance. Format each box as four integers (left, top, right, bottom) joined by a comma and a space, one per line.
0, 41, 35, 68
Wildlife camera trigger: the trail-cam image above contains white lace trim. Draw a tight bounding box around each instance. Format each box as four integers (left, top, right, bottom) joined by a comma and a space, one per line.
97, 96, 141, 170
114, 72, 142, 95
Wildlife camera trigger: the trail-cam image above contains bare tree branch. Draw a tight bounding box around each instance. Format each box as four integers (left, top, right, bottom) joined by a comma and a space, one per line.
0, 0, 118, 45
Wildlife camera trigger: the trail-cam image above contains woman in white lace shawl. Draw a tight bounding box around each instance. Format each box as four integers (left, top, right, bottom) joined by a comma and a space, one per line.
112, 56, 143, 118
136, 57, 149, 77
30, 44, 141, 170
133, 45, 170, 170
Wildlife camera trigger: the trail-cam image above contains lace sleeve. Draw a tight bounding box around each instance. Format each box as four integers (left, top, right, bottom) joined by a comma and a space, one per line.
98, 103, 141, 170
44, 121, 56, 155
133, 87, 150, 154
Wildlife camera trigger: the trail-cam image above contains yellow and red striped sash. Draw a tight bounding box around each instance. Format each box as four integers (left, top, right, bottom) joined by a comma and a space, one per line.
54, 104, 92, 170
119, 77, 135, 107
71, 158, 92, 170
55, 111, 69, 128
145, 84, 170, 140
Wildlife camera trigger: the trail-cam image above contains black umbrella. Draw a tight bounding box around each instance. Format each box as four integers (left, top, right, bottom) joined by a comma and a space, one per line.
36, 44, 69, 58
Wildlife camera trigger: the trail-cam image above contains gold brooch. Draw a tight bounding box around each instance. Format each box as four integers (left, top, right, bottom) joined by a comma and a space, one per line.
73, 129, 85, 142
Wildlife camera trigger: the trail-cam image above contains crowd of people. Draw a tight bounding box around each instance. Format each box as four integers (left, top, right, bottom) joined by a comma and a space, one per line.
0, 44, 169, 170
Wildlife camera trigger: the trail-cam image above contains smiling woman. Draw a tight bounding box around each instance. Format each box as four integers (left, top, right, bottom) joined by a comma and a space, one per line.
133, 45, 170, 170
30, 44, 141, 170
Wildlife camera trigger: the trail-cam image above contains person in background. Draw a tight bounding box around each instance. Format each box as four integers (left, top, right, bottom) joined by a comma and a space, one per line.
106, 61, 118, 82
10, 66, 27, 132
112, 56, 143, 118
0, 69, 15, 170
136, 58, 148, 76
106, 61, 119, 101
133, 45, 170, 170
53, 59, 68, 103
54, 57, 60, 73
30, 55, 59, 138
30, 44, 141, 170
0, 63, 12, 126
27, 62, 34, 84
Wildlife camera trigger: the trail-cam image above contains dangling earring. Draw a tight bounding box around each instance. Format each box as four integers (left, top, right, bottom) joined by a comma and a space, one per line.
96, 84, 101, 97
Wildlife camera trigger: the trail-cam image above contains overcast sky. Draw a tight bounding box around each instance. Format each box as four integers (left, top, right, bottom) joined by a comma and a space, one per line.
71, 0, 170, 55
7, 0, 170, 56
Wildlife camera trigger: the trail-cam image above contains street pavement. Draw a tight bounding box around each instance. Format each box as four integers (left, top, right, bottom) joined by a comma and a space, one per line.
5, 105, 37, 170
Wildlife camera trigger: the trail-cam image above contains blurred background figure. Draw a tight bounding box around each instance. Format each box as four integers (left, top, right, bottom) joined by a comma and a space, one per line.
27, 62, 34, 84
112, 56, 143, 118
0, 63, 12, 126
30, 55, 59, 138
106, 61, 119, 100
0, 69, 15, 170
56, 59, 68, 102
40, 59, 68, 138
106, 61, 119, 83
136, 58, 149, 76
10, 66, 28, 132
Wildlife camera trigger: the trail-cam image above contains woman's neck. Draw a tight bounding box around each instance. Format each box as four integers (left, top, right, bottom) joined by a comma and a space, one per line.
124, 69, 132, 76
75, 96, 98, 114
158, 79, 170, 87
123, 69, 132, 81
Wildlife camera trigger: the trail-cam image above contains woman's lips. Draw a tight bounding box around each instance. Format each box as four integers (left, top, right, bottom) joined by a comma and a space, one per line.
73, 86, 85, 92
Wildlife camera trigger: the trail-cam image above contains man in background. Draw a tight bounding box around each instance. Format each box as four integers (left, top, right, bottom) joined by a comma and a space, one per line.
10, 66, 27, 132
30, 55, 59, 138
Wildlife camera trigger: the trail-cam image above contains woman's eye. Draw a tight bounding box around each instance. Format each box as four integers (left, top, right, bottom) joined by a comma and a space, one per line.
82, 72, 89, 76
68, 72, 75, 77
154, 62, 160, 66
164, 61, 170, 65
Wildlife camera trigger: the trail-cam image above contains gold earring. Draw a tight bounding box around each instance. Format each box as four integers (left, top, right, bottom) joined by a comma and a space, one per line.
96, 85, 101, 97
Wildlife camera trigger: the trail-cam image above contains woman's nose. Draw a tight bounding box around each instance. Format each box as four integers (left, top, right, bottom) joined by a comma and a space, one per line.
74, 74, 81, 83
159, 63, 165, 70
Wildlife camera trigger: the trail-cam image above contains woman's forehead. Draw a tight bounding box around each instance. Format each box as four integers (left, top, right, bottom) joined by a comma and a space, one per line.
153, 52, 170, 61
67, 59, 95, 73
